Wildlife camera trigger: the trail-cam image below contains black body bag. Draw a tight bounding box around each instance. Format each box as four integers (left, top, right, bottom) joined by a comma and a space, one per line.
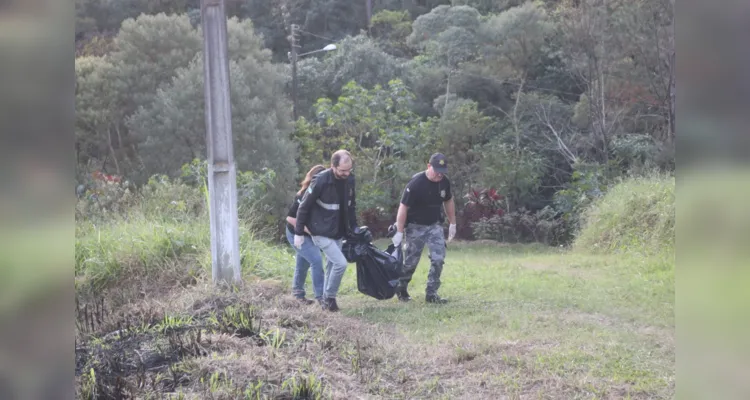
342, 227, 404, 300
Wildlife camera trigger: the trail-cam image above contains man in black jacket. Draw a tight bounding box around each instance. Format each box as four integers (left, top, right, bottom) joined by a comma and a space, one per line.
294, 150, 358, 311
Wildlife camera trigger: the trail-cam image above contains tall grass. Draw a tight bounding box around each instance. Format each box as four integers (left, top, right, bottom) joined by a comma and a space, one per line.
75, 175, 295, 299
574, 174, 675, 257
76, 215, 295, 296
75, 215, 208, 293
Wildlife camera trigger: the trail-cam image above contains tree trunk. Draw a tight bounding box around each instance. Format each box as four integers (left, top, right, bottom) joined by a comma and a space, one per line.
512, 73, 526, 155
107, 125, 121, 175
599, 68, 610, 163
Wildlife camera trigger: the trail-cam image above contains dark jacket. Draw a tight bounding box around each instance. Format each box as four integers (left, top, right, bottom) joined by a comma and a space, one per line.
295, 168, 357, 239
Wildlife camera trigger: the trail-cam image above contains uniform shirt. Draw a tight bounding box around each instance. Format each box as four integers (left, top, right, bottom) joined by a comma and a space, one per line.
400, 171, 452, 226
286, 193, 308, 235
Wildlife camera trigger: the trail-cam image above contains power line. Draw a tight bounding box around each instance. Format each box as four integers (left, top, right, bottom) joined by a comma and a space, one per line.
455, 69, 665, 105
454, 70, 583, 98
298, 29, 336, 42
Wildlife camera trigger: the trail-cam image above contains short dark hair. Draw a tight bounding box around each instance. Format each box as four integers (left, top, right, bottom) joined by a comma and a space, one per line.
331, 149, 352, 167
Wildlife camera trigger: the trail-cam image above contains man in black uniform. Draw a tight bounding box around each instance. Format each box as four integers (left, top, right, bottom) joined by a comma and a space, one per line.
294, 150, 358, 312
391, 153, 457, 303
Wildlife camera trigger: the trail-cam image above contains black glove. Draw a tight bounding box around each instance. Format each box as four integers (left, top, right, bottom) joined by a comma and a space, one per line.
386, 223, 398, 238
350, 226, 373, 243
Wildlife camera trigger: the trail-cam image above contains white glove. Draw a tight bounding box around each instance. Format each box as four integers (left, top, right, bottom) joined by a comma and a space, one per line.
448, 224, 456, 242
294, 235, 305, 249
392, 231, 403, 246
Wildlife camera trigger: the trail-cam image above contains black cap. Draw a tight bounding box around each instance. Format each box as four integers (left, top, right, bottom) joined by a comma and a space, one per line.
429, 153, 448, 174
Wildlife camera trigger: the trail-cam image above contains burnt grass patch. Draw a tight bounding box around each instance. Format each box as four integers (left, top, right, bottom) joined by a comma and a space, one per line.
75, 276, 513, 399
74, 279, 428, 400
75, 286, 272, 399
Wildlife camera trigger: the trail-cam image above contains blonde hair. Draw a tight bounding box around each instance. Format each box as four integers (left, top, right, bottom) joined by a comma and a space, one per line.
297, 164, 326, 196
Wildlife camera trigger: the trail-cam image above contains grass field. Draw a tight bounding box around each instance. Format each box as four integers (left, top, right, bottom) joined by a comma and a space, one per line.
74, 175, 675, 398
75, 232, 674, 399
325, 239, 675, 399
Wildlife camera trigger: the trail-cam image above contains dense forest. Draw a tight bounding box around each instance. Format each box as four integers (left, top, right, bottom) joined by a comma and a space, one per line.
75, 0, 675, 242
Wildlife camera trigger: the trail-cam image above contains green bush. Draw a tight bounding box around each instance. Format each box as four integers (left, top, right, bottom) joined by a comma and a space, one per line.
75, 216, 209, 295
552, 161, 620, 235
75, 175, 138, 223
139, 173, 207, 220
75, 163, 295, 298
179, 158, 281, 236
471, 206, 571, 246
75, 170, 205, 224
76, 214, 295, 299
574, 174, 674, 256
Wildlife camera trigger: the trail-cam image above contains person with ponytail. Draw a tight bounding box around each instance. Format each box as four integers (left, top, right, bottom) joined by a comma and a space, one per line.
284, 164, 327, 305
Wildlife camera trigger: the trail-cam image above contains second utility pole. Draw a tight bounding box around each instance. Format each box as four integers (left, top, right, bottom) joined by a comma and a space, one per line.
289, 23, 300, 120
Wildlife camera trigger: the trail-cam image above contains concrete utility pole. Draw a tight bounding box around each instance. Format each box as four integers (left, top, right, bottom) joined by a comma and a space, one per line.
200, 0, 242, 284
288, 23, 300, 120
366, 0, 372, 31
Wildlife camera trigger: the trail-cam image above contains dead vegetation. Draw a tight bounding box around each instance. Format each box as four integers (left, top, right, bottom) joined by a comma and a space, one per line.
75, 272, 461, 399
76, 276, 668, 399
75, 242, 672, 399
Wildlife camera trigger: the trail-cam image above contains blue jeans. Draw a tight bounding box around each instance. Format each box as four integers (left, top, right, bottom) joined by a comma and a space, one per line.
310, 235, 347, 299
285, 227, 324, 299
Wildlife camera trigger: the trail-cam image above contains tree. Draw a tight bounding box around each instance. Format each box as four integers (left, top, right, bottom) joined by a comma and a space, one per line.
370, 9, 414, 57
75, 0, 99, 38
75, 56, 122, 175
426, 97, 495, 204
95, 13, 203, 172
75, 14, 296, 186
294, 79, 429, 214
373, 0, 452, 20
239, 0, 290, 61
608, 0, 675, 144
407, 5, 482, 68
300, 0, 370, 49
479, 1, 555, 149
76, 0, 203, 34
476, 140, 546, 212
107, 13, 202, 116
555, 0, 634, 162
126, 17, 296, 196
408, 4, 482, 49
293, 35, 406, 118
400, 5, 485, 117
127, 57, 295, 179
521, 93, 581, 166
450, 0, 524, 15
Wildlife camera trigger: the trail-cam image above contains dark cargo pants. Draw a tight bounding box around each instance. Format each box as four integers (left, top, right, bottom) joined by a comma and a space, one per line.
400, 223, 445, 296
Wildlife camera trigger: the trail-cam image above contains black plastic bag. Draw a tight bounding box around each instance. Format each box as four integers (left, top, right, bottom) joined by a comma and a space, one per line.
356, 242, 404, 300
342, 226, 373, 263
341, 226, 404, 300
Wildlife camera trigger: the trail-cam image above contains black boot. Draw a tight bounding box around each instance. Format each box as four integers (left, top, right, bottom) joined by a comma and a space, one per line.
295, 296, 314, 305
396, 287, 412, 302
321, 297, 339, 312
425, 293, 448, 304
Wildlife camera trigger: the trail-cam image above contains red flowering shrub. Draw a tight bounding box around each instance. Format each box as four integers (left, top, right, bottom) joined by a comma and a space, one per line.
359, 207, 396, 238
459, 188, 505, 239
